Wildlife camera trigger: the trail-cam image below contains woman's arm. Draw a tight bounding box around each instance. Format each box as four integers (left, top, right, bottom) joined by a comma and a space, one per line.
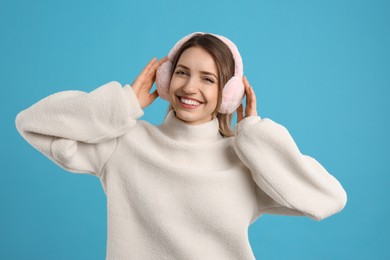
15, 81, 143, 177
233, 116, 347, 221
15, 57, 167, 177
234, 76, 347, 221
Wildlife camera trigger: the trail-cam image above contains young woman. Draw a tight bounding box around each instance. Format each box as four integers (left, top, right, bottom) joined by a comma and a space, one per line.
15, 32, 347, 259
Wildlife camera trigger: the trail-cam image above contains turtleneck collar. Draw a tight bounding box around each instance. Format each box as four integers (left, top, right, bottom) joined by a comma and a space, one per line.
158, 110, 223, 144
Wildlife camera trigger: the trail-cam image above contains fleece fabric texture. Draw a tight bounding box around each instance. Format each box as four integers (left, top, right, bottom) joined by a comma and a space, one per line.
15, 81, 347, 260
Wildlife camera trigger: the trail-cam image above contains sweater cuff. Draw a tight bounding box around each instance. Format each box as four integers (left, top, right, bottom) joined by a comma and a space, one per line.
234, 115, 261, 135
123, 84, 144, 119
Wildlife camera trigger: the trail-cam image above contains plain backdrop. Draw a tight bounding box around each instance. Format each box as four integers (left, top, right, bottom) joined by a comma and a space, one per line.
2, 0, 389, 259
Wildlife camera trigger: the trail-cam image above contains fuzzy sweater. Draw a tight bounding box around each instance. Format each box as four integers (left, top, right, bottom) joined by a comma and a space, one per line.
15, 81, 347, 260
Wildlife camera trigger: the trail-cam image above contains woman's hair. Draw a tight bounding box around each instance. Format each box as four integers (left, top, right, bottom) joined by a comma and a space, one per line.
167, 33, 236, 137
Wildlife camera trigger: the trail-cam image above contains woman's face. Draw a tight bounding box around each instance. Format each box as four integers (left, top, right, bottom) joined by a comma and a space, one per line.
168, 46, 219, 125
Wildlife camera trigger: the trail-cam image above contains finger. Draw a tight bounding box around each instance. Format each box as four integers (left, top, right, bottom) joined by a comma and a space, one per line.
141, 57, 158, 78
158, 56, 168, 65
248, 88, 256, 115
144, 57, 158, 77
236, 103, 244, 123
142, 57, 157, 74
244, 76, 251, 106
140, 58, 160, 90
246, 80, 257, 117
147, 63, 162, 86
145, 56, 167, 83
144, 57, 169, 89
243, 77, 251, 105
150, 56, 168, 74
147, 59, 162, 79
141, 89, 159, 109
243, 75, 249, 88
250, 86, 257, 110
132, 58, 157, 86
244, 76, 251, 95
150, 89, 159, 101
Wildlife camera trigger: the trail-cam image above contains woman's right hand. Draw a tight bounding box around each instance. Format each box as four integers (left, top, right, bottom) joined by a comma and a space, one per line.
131, 56, 168, 109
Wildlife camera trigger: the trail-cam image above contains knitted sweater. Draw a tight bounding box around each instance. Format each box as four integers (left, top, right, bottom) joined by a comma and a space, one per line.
15, 81, 347, 260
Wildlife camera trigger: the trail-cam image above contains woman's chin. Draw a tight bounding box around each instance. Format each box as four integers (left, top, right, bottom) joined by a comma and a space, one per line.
175, 110, 196, 123
174, 109, 210, 125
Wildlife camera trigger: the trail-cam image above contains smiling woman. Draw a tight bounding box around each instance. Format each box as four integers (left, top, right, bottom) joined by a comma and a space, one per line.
158, 32, 239, 136
169, 46, 220, 125
15, 32, 347, 260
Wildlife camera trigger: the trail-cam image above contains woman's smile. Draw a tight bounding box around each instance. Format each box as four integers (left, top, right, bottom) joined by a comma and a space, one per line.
177, 95, 204, 109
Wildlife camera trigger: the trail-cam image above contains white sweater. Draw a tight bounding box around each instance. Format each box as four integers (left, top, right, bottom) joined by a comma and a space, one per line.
15, 81, 347, 260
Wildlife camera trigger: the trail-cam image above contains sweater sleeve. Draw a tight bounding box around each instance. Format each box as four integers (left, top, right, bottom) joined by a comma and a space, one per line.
233, 116, 347, 221
15, 81, 143, 177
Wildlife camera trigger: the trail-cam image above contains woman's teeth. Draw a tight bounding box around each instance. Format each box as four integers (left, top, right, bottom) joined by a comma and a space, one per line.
180, 97, 201, 106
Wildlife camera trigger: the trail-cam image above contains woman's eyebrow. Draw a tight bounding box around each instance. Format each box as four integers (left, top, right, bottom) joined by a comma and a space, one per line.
176, 64, 218, 79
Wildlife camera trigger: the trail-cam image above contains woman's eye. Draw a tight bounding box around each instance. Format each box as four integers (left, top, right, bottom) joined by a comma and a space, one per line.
205, 78, 215, 83
175, 70, 188, 75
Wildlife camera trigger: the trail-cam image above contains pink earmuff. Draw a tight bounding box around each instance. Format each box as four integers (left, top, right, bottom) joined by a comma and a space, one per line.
156, 32, 245, 114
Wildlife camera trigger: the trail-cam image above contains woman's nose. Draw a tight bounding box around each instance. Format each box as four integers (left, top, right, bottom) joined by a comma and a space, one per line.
182, 77, 197, 94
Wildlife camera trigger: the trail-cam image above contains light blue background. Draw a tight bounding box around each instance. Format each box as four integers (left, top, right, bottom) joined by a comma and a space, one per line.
2, 0, 389, 259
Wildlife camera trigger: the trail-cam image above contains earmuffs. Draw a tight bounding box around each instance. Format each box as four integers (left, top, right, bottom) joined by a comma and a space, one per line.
156, 32, 245, 114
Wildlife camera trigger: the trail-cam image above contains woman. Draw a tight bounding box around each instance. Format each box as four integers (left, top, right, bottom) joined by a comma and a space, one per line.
15, 32, 347, 260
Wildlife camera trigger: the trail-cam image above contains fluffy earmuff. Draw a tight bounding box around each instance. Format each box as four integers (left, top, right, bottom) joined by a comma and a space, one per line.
156, 32, 245, 114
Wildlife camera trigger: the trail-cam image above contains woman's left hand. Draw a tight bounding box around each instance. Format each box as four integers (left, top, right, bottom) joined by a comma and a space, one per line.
236, 76, 258, 123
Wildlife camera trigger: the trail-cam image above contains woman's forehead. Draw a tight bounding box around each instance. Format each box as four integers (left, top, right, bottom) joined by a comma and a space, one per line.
177, 47, 218, 74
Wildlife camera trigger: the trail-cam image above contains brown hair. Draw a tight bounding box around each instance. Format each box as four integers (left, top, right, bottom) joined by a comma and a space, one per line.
167, 33, 236, 137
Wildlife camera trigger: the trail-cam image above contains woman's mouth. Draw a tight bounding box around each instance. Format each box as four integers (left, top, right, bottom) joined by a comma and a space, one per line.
177, 96, 203, 109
